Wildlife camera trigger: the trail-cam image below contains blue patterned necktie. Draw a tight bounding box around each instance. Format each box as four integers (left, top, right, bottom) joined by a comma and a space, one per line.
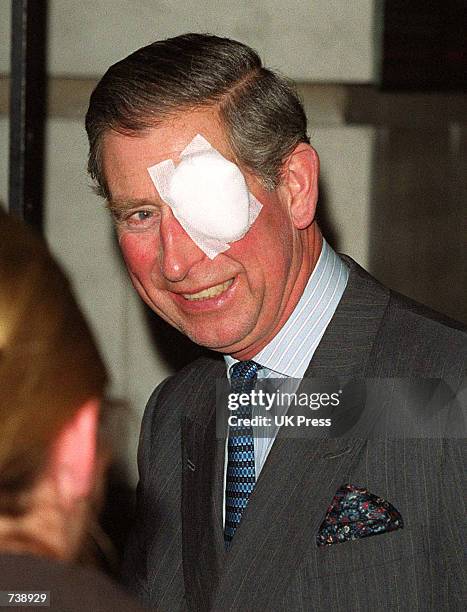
224, 360, 262, 546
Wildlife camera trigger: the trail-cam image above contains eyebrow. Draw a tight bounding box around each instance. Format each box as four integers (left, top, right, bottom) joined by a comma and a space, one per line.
106, 198, 163, 216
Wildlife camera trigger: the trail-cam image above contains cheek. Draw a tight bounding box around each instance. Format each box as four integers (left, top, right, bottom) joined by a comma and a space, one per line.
243, 200, 293, 268
227, 205, 293, 297
118, 231, 159, 277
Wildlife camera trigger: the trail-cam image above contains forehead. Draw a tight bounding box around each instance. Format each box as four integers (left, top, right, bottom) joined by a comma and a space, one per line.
101, 108, 236, 200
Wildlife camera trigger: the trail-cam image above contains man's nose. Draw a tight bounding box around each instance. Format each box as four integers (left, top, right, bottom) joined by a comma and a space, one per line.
159, 208, 205, 282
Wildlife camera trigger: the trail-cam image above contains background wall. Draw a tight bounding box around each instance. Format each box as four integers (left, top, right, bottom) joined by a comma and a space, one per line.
1, 1, 465, 487
0, 0, 377, 80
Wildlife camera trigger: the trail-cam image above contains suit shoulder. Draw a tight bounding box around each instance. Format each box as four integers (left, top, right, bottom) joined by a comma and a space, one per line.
390, 290, 466, 332
389, 290, 466, 342
376, 290, 467, 378
155, 353, 224, 400
342, 255, 465, 340
143, 353, 224, 429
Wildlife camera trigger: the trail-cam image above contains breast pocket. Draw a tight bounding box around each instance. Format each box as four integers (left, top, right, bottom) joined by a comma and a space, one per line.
314, 523, 426, 577
292, 526, 431, 612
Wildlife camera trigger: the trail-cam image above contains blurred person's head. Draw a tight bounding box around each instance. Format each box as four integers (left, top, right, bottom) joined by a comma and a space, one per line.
0, 209, 108, 561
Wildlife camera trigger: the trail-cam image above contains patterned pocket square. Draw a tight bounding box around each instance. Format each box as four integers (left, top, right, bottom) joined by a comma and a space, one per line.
317, 484, 403, 547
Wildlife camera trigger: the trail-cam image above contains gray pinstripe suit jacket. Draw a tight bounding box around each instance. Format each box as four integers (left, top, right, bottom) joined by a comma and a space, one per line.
122, 257, 466, 611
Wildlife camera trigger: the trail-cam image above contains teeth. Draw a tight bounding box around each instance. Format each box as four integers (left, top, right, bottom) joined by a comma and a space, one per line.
183, 279, 233, 301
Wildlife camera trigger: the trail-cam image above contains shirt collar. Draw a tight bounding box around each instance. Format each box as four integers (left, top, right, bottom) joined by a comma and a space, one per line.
224, 239, 349, 379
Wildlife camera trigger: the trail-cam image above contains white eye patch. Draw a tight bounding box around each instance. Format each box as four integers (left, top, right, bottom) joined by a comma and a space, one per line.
147, 134, 262, 259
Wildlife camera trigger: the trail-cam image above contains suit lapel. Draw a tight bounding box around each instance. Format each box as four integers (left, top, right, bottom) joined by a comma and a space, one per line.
212, 257, 391, 610
180, 358, 226, 610
306, 255, 390, 378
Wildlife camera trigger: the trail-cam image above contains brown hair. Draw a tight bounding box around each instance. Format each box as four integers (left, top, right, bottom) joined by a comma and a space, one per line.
85, 33, 310, 199
0, 210, 108, 515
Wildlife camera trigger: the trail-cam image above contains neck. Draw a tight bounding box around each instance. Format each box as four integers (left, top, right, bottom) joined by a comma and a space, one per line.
231, 224, 323, 361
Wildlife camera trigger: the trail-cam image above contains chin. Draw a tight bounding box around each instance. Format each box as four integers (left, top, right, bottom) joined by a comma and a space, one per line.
184, 321, 253, 354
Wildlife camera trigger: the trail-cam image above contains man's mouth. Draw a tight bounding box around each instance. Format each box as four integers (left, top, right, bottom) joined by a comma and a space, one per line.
182, 279, 234, 301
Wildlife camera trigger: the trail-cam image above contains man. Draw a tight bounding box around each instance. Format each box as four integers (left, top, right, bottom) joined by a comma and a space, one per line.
86, 34, 466, 611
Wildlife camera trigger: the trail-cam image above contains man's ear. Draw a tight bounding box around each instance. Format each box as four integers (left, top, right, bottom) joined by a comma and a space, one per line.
47, 398, 100, 509
280, 143, 319, 230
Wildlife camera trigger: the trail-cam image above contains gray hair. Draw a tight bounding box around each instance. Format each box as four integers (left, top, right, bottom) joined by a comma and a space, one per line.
85, 33, 310, 198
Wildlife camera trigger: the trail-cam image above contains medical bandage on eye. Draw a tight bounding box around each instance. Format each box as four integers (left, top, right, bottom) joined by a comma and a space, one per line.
147, 134, 262, 259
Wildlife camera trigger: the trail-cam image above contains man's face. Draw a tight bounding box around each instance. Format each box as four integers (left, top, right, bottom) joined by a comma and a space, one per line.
101, 109, 307, 358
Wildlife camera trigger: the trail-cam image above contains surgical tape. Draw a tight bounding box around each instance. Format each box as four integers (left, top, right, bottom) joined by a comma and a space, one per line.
147, 134, 262, 259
